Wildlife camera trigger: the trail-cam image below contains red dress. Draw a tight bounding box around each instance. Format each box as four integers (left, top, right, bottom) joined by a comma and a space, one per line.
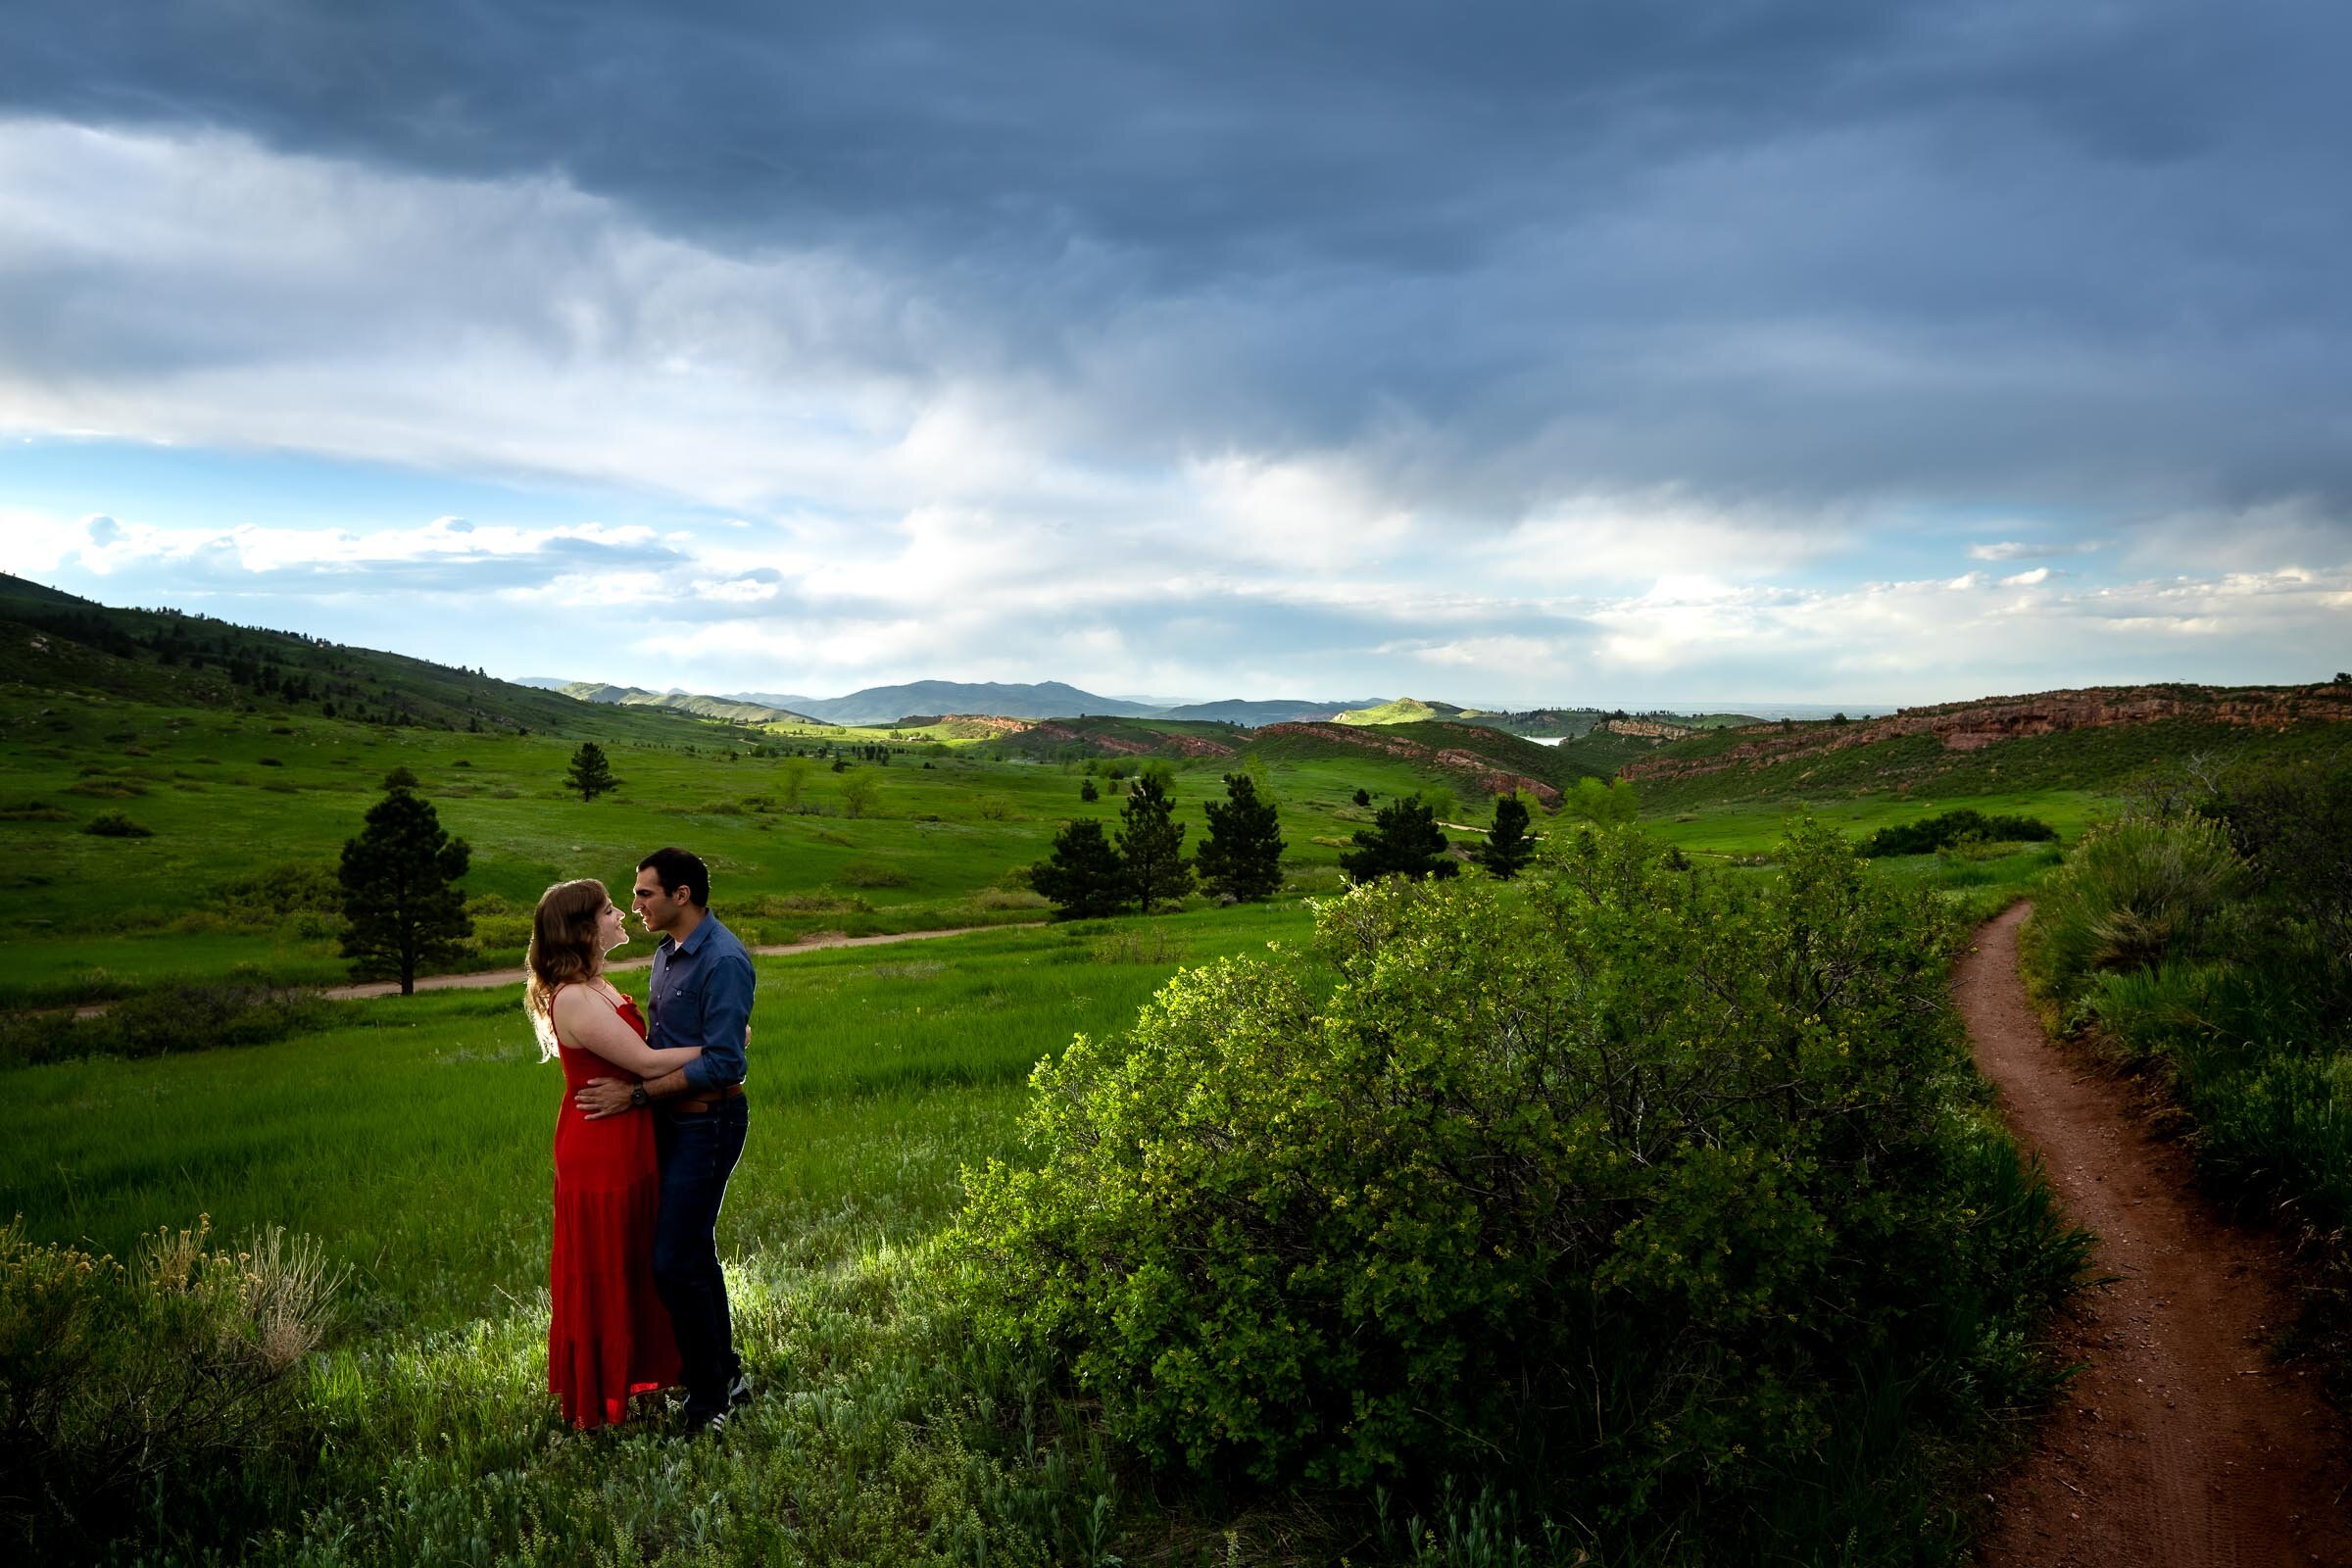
549, 990, 680, 1429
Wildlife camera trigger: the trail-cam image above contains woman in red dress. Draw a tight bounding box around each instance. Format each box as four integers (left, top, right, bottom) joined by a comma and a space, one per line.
525, 878, 702, 1430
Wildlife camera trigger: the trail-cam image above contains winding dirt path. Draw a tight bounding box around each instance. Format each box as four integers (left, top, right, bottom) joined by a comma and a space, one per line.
324, 921, 1046, 1000
66, 922, 1046, 1014
1962, 903, 2352, 1567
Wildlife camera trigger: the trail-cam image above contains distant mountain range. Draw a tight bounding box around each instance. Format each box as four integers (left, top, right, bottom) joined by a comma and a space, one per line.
510, 672, 1877, 732
528, 683, 820, 724
519, 676, 1383, 727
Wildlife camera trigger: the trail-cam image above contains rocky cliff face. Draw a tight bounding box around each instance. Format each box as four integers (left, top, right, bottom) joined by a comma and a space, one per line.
1257, 723, 1562, 805
1620, 684, 2352, 784
1020, 720, 1239, 759
1597, 717, 1696, 741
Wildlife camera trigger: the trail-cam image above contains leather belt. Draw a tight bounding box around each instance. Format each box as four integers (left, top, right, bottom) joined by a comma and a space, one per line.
668, 1083, 745, 1115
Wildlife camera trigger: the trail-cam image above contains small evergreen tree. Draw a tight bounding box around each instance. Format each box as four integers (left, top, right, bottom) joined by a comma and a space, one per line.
565, 741, 619, 802
1029, 819, 1129, 919
1197, 772, 1285, 902
1340, 795, 1457, 883
1351, 787, 1371, 808
338, 780, 472, 995
1080, 778, 1100, 802
1482, 794, 1536, 880
1117, 774, 1194, 913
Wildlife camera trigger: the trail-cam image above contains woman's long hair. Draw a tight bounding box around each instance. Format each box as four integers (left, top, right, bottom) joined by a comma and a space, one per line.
525, 878, 609, 1060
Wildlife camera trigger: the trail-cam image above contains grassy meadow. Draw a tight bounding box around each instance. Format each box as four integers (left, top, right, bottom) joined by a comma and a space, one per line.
1, 668, 2166, 1565
0, 689, 1461, 1004
3, 908, 1313, 1331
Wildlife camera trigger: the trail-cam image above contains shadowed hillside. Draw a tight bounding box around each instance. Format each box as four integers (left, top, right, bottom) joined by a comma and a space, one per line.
556, 682, 817, 724
0, 573, 719, 742
1624, 683, 2352, 808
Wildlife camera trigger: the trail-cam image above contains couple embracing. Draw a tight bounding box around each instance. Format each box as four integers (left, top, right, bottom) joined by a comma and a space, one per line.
522, 847, 755, 1434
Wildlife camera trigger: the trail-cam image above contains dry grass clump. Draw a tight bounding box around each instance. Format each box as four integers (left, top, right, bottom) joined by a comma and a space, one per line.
0, 1216, 345, 1555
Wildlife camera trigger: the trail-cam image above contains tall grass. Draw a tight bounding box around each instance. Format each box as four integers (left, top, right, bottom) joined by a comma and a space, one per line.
0, 1217, 342, 1556
2019, 770, 2352, 1335
5, 909, 1312, 1324
4, 910, 1314, 1563
2025, 814, 2244, 989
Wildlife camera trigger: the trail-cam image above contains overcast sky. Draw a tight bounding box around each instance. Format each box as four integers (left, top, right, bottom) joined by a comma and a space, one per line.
3, 1, 2346, 707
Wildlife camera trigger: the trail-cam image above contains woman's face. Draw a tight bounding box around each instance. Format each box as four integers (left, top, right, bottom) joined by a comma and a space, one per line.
594, 894, 628, 956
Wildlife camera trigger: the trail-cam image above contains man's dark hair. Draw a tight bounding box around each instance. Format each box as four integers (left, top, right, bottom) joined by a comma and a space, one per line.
638, 846, 710, 907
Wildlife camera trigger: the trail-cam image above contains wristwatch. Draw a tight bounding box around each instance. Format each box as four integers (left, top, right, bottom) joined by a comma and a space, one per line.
629, 1084, 651, 1109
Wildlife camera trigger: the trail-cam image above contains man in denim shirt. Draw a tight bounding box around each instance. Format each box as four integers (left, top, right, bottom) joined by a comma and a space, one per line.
575, 846, 755, 1433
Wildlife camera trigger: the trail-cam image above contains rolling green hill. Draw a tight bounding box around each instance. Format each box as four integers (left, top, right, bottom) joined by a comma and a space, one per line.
1455, 706, 1610, 737
1332, 696, 1488, 725
557, 682, 816, 724
1246, 719, 1568, 799
0, 573, 716, 742
1548, 725, 1686, 781
992, 713, 1249, 761
1624, 687, 2352, 809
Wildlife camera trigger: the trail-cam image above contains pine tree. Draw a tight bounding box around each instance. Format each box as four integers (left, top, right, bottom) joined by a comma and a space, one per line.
565, 741, 620, 802
1079, 778, 1100, 803
1116, 774, 1194, 913
338, 780, 472, 995
1197, 772, 1286, 902
1028, 819, 1129, 919
1482, 794, 1536, 880
1339, 795, 1458, 884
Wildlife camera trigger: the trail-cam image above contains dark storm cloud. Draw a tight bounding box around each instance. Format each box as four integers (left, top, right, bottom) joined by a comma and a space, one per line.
7, 1, 2352, 521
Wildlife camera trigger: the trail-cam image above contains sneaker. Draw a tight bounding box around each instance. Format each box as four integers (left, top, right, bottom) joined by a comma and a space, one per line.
725, 1370, 754, 1409
680, 1404, 730, 1439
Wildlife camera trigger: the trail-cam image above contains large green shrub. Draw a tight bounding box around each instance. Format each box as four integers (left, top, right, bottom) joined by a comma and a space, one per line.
0, 976, 337, 1069
2024, 813, 2244, 993
0, 1218, 342, 1556
957, 823, 2082, 1537
1860, 808, 2057, 858
2208, 759, 2352, 1005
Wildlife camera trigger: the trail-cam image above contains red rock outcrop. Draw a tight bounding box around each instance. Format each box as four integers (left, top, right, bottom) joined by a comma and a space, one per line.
1596, 717, 1696, 740
1021, 720, 1238, 759
1619, 684, 2352, 785
1258, 723, 1562, 805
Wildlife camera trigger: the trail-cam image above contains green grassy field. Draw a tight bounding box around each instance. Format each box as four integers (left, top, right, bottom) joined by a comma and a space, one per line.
4, 907, 1315, 1329
0, 692, 2107, 1564
0, 689, 1461, 1003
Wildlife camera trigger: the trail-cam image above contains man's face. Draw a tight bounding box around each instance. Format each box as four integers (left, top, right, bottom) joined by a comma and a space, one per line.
631, 872, 688, 934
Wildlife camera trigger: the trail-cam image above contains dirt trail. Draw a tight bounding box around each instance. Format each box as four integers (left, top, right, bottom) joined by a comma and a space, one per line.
68, 922, 1045, 1014
326, 922, 1047, 1000
1962, 903, 2352, 1567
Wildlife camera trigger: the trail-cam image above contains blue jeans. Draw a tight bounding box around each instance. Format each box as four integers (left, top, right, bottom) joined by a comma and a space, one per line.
652, 1097, 749, 1414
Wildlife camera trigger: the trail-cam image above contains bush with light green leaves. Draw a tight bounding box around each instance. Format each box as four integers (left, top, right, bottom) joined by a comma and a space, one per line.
956, 822, 2084, 1544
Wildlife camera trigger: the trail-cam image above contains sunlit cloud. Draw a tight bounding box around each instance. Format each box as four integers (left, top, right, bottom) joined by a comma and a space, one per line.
1969, 539, 2107, 562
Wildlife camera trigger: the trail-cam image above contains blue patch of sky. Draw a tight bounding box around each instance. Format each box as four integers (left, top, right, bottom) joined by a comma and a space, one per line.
1809, 500, 2112, 588
0, 434, 729, 535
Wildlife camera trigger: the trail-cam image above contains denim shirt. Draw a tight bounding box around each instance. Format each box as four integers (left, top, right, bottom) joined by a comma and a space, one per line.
647, 913, 754, 1091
